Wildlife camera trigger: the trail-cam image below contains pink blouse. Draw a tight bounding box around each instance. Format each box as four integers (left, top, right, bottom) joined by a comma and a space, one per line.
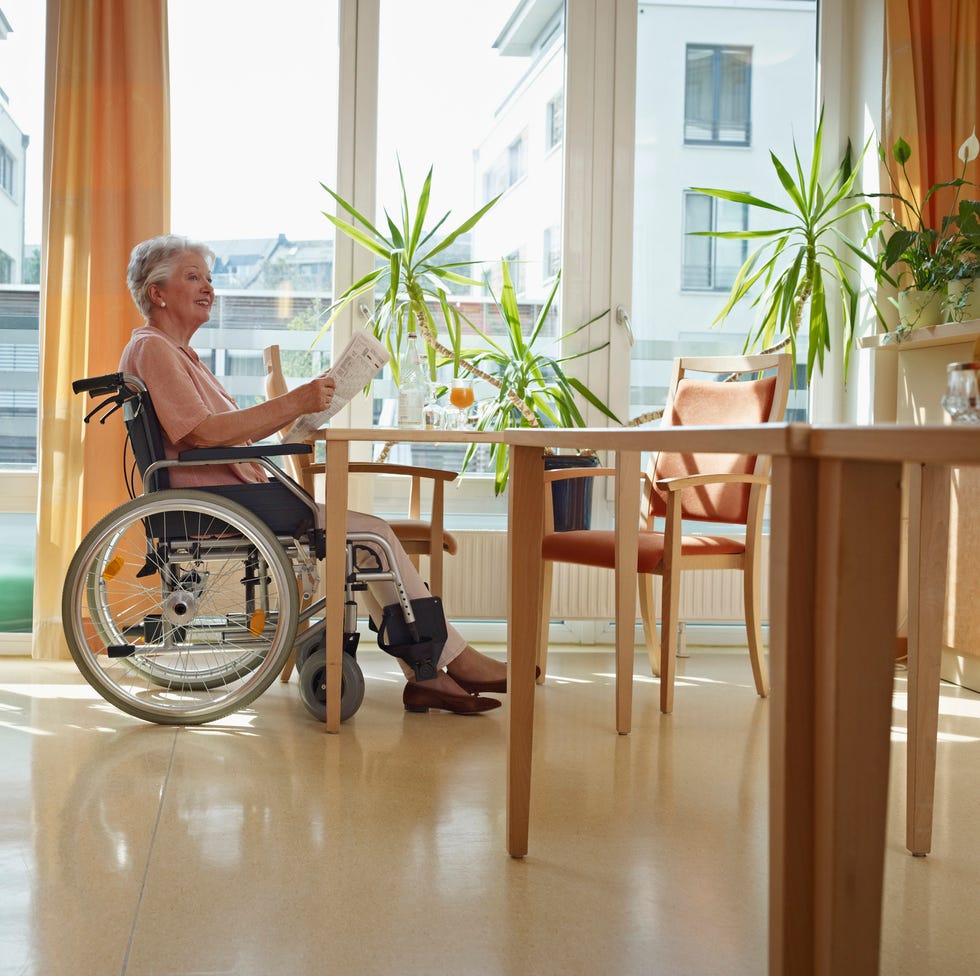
119, 325, 267, 488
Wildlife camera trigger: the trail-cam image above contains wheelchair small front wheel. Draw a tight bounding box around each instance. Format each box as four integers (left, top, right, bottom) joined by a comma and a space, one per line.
62, 490, 299, 725
298, 647, 365, 724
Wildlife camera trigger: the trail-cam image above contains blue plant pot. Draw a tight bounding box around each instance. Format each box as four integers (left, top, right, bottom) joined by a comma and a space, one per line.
545, 453, 599, 532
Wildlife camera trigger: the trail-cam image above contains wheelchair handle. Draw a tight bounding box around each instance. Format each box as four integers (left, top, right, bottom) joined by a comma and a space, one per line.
72, 372, 146, 396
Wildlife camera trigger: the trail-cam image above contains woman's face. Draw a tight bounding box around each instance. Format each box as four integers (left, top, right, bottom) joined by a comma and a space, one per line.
152, 251, 214, 333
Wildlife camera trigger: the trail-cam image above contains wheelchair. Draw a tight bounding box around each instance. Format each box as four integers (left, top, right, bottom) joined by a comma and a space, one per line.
61, 373, 448, 727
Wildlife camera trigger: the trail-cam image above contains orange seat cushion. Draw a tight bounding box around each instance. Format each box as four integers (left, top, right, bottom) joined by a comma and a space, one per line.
542, 529, 745, 572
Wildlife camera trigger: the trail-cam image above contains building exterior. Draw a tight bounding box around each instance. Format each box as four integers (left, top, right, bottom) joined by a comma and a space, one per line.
0, 6, 29, 285
472, 0, 817, 419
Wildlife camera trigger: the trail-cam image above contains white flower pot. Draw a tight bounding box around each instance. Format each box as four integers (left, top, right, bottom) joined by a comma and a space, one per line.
946, 277, 980, 323
896, 287, 944, 329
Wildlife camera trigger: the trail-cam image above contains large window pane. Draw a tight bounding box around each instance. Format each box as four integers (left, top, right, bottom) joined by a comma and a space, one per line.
371, 0, 565, 510
0, 1, 43, 638
168, 0, 339, 407
0, 0, 43, 472
632, 0, 816, 423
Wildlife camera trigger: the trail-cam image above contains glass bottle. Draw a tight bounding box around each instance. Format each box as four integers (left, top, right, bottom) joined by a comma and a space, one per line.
397, 331, 426, 429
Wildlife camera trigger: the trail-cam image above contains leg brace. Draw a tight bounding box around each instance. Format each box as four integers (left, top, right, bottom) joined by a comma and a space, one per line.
375, 595, 448, 681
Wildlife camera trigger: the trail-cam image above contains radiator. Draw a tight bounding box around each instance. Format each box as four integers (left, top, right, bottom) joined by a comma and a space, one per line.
436, 530, 770, 623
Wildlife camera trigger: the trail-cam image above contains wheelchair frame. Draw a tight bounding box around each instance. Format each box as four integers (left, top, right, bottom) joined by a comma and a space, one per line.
61, 372, 437, 726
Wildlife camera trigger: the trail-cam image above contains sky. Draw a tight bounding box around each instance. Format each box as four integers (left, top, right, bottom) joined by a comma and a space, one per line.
0, 0, 525, 246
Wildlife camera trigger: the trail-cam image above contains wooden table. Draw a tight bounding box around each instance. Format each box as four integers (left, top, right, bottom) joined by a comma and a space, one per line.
503, 423, 980, 976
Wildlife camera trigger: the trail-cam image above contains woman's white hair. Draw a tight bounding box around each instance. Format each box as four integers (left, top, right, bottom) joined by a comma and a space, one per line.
126, 234, 215, 318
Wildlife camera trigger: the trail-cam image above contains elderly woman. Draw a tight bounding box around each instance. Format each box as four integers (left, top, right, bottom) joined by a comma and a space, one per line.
121, 234, 506, 714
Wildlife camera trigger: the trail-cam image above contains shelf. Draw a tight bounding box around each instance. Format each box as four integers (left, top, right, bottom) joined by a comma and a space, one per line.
858, 319, 980, 352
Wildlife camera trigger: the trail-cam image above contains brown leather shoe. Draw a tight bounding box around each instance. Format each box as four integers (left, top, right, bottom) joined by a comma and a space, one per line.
403, 683, 502, 714
449, 667, 539, 695
451, 676, 507, 694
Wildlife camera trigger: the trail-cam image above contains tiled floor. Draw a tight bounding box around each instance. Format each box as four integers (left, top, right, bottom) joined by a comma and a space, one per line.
0, 647, 977, 976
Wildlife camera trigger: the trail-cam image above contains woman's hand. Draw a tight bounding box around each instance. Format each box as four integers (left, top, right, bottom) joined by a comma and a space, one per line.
297, 374, 336, 416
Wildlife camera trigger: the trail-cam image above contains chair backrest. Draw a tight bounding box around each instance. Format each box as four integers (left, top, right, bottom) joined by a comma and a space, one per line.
645, 353, 792, 525
263, 345, 312, 488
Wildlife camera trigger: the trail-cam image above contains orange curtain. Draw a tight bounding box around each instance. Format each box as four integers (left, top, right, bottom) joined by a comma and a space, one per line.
33, 0, 170, 660
884, 0, 980, 228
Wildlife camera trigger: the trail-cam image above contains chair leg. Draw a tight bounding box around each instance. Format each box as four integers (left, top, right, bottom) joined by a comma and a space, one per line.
281, 578, 310, 683
659, 570, 679, 714
536, 561, 554, 684
744, 561, 769, 698
638, 573, 661, 677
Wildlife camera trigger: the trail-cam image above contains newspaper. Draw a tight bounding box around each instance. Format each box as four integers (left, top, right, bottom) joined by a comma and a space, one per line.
282, 330, 391, 442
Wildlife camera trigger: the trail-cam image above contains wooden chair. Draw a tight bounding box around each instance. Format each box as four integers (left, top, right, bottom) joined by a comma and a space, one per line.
263, 345, 459, 680
263, 344, 459, 587
536, 353, 792, 714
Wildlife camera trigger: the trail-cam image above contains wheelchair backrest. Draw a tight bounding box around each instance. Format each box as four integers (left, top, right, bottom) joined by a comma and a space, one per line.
123, 389, 170, 491
72, 372, 171, 492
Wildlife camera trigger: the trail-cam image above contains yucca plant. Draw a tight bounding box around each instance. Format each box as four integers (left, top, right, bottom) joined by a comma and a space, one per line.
317, 164, 619, 487
318, 162, 549, 425
459, 261, 620, 494
690, 109, 876, 381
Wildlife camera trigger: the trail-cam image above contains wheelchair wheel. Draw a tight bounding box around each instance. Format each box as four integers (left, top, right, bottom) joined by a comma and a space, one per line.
62, 490, 299, 725
298, 647, 365, 724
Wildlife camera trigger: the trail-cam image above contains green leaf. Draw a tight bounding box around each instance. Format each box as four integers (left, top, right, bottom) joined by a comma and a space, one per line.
688, 186, 792, 215
892, 137, 912, 165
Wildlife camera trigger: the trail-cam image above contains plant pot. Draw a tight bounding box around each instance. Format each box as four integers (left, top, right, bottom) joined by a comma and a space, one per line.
896, 287, 944, 330
946, 277, 980, 323
545, 453, 599, 531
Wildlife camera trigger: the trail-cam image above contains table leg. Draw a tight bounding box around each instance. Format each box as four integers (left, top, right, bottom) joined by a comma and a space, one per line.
507, 445, 545, 857
614, 449, 640, 735
322, 440, 350, 734
905, 462, 949, 855
769, 456, 902, 975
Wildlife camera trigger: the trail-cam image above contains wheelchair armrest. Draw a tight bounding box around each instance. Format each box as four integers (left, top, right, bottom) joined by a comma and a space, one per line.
178, 443, 313, 463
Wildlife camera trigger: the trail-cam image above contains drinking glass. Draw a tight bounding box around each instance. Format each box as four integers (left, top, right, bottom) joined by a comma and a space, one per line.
941, 362, 980, 424
444, 378, 475, 429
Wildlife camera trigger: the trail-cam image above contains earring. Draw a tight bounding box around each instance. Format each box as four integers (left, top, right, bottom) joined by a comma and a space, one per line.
160, 301, 166, 308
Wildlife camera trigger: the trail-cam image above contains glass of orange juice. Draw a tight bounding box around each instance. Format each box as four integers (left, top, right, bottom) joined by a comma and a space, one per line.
444, 377, 475, 429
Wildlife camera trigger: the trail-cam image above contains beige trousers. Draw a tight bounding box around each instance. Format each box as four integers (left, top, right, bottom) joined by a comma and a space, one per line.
345, 510, 465, 675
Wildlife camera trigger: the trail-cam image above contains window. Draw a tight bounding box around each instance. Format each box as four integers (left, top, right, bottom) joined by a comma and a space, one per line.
682, 191, 747, 291
545, 92, 563, 151
0, 144, 13, 195
684, 44, 751, 145
542, 225, 560, 280
482, 131, 528, 202
508, 133, 527, 184
0, 251, 11, 284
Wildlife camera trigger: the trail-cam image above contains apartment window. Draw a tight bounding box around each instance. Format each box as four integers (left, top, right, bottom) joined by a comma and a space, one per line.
543, 225, 561, 279
0, 144, 13, 195
684, 44, 751, 145
545, 92, 563, 151
508, 133, 527, 185
482, 132, 529, 203
0, 252, 11, 285
682, 191, 747, 291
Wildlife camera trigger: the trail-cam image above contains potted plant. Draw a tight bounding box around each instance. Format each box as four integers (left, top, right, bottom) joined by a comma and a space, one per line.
689, 108, 877, 381
317, 164, 620, 498
942, 197, 980, 322
868, 130, 980, 335
458, 260, 619, 496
